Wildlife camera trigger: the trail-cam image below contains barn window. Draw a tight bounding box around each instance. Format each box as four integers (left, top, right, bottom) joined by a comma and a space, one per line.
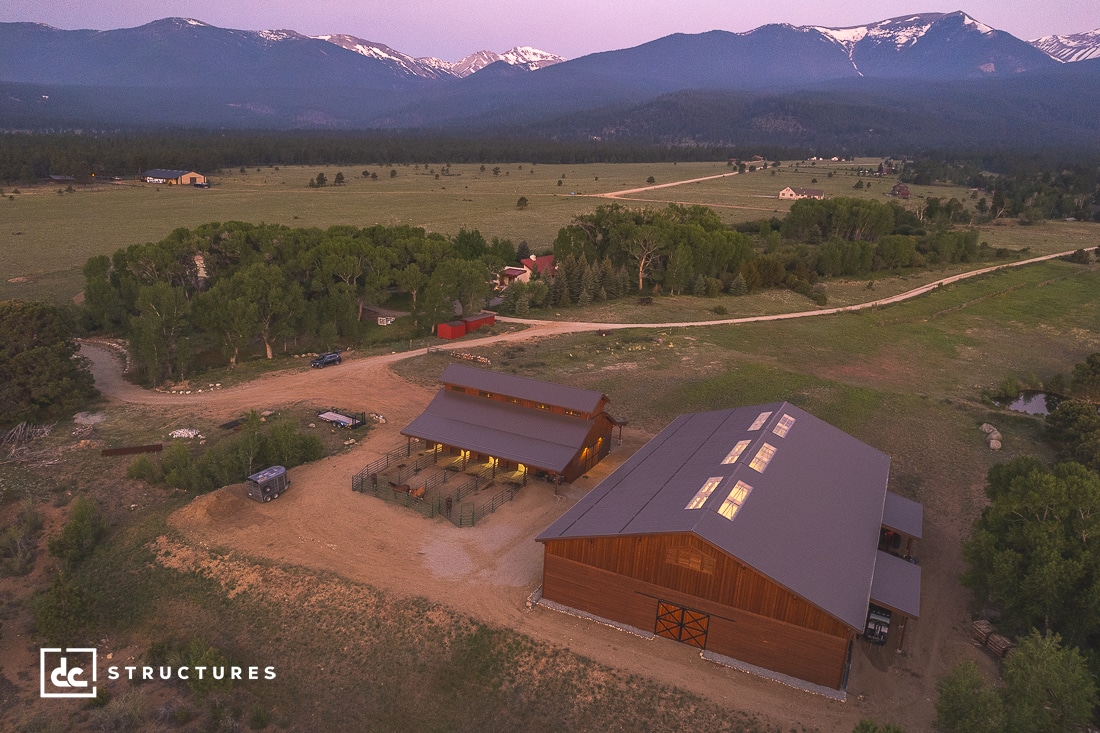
718, 480, 753, 520
748, 443, 776, 473
478, 390, 493, 398
772, 414, 796, 438
665, 546, 716, 574
685, 477, 723, 510
721, 439, 751, 465
748, 411, 773, 430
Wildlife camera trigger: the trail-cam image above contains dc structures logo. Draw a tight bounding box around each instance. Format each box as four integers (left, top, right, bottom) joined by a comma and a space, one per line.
40, 648, 97, 698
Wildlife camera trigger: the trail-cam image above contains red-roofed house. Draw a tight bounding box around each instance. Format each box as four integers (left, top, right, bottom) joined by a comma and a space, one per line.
521, 254, 556, 278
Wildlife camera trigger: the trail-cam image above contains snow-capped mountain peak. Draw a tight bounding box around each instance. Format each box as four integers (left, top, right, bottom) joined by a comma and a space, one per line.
814, 13, 946, 54
313, 35, 565, 78
499, 46, 565, 70
1030, 29, 1100, 63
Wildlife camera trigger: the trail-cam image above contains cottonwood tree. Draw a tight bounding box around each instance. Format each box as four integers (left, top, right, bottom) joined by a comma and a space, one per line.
0, 301, 97, 426
963, 457, 1100, 649
233, 263, 304, 359
193, 280, 257, 366
934, 632, 1096, 733
129, 282, 192, 385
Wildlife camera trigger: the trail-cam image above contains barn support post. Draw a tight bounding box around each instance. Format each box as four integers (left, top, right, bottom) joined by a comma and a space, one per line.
406, 436, 411, 457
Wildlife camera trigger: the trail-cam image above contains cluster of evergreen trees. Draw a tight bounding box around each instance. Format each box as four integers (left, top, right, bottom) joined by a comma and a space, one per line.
0, 131, 764, 185
79, 196, 1014, 384
492, 199, 996, 314
81, 221, 509, 385
899, 157, 1100, 223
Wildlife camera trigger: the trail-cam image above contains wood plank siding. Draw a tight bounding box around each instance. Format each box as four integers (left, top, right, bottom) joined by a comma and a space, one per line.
541, 533, 854, 688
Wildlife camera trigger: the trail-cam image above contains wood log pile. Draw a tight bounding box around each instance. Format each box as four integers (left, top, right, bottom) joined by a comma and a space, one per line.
972, 619, 1016, 659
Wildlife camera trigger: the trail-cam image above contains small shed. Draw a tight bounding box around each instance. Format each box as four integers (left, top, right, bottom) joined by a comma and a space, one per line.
462, 312, 496, 332
437, 321, 467, 340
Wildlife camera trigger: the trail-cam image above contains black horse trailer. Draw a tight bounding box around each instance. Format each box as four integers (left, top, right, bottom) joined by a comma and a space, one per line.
247, 465, 289, 502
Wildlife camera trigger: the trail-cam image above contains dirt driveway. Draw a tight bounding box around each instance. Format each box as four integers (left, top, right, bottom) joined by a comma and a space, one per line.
77, 337, 996, 732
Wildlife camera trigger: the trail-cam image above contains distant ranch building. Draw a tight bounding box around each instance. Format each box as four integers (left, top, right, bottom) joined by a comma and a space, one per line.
537, 403, 922, 694
142, 169, 207, 185
890, 183, 911, 199
401, 364, 621, 484
779, 186, 825, 200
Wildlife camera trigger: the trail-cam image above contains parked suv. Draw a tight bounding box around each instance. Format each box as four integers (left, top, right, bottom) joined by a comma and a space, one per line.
311, 351, 342, 368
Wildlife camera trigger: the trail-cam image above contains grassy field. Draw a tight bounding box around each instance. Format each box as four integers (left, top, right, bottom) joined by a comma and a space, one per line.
395, 260, 1100, 493
0, 157, 1013, 303
4, 224, 1099, 730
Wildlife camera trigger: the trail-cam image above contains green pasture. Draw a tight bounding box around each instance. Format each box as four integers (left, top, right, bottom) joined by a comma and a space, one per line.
1, 159, 1093, 306
397, 261, 1100, 520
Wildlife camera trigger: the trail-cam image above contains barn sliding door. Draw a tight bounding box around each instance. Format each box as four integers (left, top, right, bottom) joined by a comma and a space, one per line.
654, 600, 709, 649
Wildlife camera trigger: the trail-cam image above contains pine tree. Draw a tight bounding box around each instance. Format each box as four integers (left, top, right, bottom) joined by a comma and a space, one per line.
728, 273, 747, 296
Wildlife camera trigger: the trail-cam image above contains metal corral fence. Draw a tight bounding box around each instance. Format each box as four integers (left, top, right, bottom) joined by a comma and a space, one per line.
352, 445, 526, 526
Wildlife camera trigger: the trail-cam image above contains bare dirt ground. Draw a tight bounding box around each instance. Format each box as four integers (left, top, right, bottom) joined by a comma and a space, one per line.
74, 335, 1004, 733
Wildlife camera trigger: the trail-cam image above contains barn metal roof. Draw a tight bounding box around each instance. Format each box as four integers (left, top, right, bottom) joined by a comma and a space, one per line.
882, 492, 923, 539
400, 388, 594, 473
870, 550, 921, 618
142, 169, 197, 179
439, 364, 607, 414
538, 403, 904, 630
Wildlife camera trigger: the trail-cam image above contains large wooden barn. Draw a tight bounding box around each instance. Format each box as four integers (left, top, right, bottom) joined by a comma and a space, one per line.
401, 364, 619, 483
537, 403, 921, 692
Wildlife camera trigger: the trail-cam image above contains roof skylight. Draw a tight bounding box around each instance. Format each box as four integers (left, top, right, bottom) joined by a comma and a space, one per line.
748, 443, 777, 473
721, 439, 752, 465
685, 477, 723, 510
773, 414, 796, 438
718, 480, 753, 520
748, 411, 773, 431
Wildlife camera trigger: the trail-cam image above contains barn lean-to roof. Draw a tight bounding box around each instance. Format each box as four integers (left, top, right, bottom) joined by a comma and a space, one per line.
401, 389, 593, 473
538, 403, 919, 630
439, 363, 606, 414
401, 365, 611, 474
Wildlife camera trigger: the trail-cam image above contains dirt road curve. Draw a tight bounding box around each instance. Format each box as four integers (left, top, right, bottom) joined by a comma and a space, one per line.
75, 248, 1077, 733
81, 247, 1079, 410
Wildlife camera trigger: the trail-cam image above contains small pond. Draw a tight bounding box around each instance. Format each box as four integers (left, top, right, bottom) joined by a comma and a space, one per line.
1001, 390, 1062, 416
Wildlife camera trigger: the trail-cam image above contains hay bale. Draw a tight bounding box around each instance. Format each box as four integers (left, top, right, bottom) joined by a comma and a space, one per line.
989, 439, 1002, 451
987, 430, 1002, 442
980, 423, 997, 434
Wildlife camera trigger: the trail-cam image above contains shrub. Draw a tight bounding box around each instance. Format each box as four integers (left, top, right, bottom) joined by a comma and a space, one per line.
175, 639, 233, 700
47, 497, 108, 568
33, 572, 93, 645
0, 499, 43, 576
126, 455, 163, 483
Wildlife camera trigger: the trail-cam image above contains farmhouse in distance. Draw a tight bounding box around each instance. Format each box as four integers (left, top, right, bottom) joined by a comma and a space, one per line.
141, 168, 207, 185
778, 186, 825, 200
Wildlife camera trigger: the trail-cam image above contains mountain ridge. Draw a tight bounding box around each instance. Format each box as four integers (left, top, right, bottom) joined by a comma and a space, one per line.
2, 12, 1100, 148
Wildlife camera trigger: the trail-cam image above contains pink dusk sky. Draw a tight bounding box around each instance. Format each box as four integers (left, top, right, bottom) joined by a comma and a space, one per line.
2, 1, 1098, 60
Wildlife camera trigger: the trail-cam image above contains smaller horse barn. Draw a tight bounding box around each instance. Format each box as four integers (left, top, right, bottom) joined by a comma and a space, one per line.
401, 364, 620, 484
536, 403, 921, 693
